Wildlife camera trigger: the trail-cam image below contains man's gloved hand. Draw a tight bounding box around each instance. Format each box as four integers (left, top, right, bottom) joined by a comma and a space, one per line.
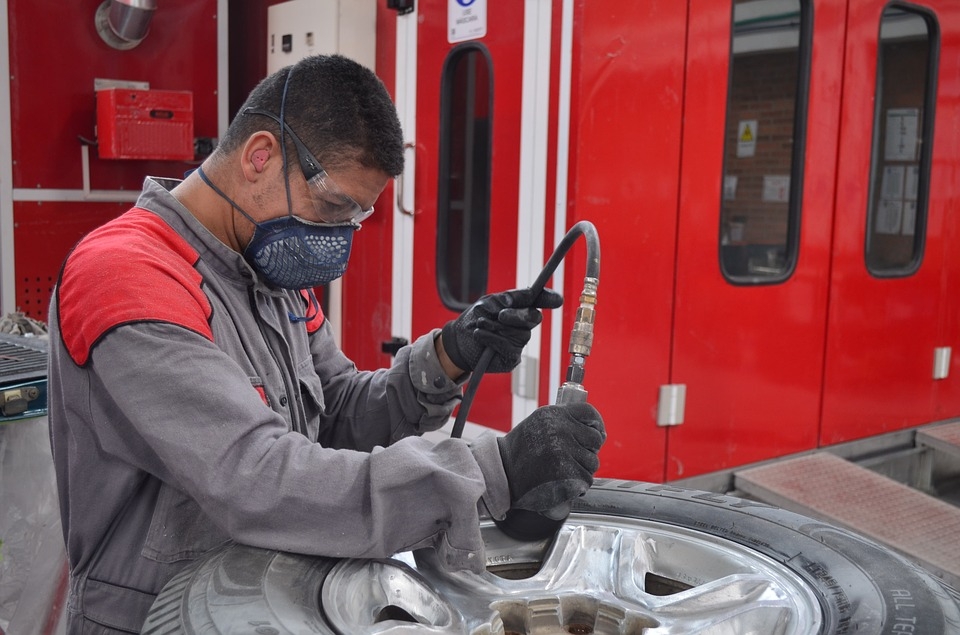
497, 402, 605, 513
441, 288, 563, 373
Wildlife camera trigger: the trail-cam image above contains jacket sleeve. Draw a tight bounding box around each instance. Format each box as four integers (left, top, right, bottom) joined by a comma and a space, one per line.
308, 321, 468, 451
82, 321, 504, 569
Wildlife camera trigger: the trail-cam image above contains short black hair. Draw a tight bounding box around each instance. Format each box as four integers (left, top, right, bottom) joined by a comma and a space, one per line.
220, 55, 404, 177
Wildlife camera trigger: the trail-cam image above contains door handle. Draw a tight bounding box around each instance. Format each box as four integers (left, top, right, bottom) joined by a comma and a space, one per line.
397, 142, 416, 216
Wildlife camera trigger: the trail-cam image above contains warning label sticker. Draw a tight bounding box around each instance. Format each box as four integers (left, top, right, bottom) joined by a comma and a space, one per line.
737, 120, 757, 158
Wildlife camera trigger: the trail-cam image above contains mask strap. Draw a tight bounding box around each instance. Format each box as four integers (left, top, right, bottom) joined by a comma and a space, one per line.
289, 289, 321, 323
196, 166, 261, 229
278, 68, 295, 218
199, 65, 296, 223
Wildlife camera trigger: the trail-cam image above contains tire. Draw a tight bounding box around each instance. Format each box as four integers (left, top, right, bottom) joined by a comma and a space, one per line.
141, 544, 338, 635
142, 479, 960, 634
578, 480, 960, 634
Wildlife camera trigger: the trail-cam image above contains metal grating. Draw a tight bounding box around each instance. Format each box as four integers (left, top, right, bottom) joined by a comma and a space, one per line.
736, 452, 960, 590
0, 334, 48, 383
917, 421, 960, 459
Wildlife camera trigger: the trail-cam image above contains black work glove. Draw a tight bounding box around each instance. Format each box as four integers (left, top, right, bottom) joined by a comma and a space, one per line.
497, 402, 606, 513
441, 288, 563, 373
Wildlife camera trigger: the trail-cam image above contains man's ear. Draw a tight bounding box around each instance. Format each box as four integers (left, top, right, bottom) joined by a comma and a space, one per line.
241, 132, 278, 181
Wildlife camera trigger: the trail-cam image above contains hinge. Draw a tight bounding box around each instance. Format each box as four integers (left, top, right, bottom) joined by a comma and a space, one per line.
656, 384, 686, 427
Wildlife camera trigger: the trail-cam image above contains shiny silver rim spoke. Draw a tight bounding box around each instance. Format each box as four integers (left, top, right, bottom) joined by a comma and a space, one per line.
646, 573, 803, 632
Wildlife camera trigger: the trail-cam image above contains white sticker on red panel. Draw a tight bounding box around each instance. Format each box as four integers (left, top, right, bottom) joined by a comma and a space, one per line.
448, 0, 487, 43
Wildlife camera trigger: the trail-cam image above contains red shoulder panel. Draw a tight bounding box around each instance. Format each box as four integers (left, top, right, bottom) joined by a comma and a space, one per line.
300, 289, 326, 334
58, 208, 213, 365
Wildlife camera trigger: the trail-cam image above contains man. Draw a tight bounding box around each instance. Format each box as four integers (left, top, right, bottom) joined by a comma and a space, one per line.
48, 54, 604, 633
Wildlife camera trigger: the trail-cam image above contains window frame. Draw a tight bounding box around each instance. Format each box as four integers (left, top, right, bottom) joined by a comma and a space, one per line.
718, 0, 814, 286
864, 2, 940, 278
436, 42, 494, 311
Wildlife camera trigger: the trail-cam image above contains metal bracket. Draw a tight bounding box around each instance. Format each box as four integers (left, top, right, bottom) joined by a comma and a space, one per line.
656, 384, 686, 427
512, 355, 538, 400
934, 346, 952, 380
1, 386, 40, 417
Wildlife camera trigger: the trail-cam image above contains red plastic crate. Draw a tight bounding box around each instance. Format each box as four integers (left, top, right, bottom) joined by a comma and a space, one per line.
96, 88, 194, 160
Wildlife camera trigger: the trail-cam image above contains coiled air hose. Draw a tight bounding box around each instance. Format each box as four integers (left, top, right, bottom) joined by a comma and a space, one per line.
450, 220, 600, 540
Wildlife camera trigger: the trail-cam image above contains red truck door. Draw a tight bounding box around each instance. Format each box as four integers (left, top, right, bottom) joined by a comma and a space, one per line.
821, 1, 953, 443
666, 0, 845, 480
558, 2, 688, 482
392, 0, 541, 433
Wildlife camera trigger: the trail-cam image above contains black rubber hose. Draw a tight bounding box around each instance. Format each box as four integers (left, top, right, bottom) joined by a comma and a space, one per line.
449, 220, 600, 439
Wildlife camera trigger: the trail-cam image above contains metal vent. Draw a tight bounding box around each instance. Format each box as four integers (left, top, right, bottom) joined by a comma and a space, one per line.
0, 334, 48, 384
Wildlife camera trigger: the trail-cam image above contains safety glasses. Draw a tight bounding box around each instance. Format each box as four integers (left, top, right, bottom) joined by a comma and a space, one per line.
243, 107, 374, 225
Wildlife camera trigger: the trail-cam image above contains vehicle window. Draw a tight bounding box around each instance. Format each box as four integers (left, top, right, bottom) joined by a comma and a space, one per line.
437, 44, 492, 310
865, 7, 938, 275
719, 0, 811, 283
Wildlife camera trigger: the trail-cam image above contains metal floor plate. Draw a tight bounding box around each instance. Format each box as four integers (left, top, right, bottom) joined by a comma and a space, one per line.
918, 421, 960, 459
735, 451, 960, 590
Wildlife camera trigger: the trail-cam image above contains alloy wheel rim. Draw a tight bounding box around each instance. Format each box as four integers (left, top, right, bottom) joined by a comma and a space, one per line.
321, 512, 824, 634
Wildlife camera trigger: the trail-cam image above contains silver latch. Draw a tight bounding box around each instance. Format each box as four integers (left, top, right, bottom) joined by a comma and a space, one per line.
657, 384, 686, 427
512, 355, 539, 400
934, 347, 952, 380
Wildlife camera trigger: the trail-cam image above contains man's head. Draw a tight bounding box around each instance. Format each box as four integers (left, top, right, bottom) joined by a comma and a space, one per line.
192, 55, 404, 289
221, 54, 404, 179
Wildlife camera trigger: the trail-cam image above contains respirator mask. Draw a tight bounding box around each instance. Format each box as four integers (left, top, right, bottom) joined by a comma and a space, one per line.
198, 67, 373, 291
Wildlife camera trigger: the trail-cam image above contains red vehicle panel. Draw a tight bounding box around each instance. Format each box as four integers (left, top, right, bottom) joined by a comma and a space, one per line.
339, 7, 400, 374
667, 0, 845, 479
563, 1, 688, 481
407, 0, 526, 431
360, 0, 960, 479
821, 0, 959, 444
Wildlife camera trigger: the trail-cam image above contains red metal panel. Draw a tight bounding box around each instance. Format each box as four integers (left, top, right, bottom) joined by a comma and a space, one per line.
340, 5, 400, 372
937, 7, 960, 419
666, 0, 845, 480
8, 0, 219, 319
409, 0, 525, 431
14, 201, 129, 320
563, 0, 688, 481
822, 0, 960, 443
8, 0, 218, 190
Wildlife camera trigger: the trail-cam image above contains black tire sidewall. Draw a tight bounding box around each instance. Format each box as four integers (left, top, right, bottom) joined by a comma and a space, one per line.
576, 479, 960, 634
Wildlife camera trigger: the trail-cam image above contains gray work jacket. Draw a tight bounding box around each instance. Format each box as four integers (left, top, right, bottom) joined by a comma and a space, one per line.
47, 177, 510, 634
